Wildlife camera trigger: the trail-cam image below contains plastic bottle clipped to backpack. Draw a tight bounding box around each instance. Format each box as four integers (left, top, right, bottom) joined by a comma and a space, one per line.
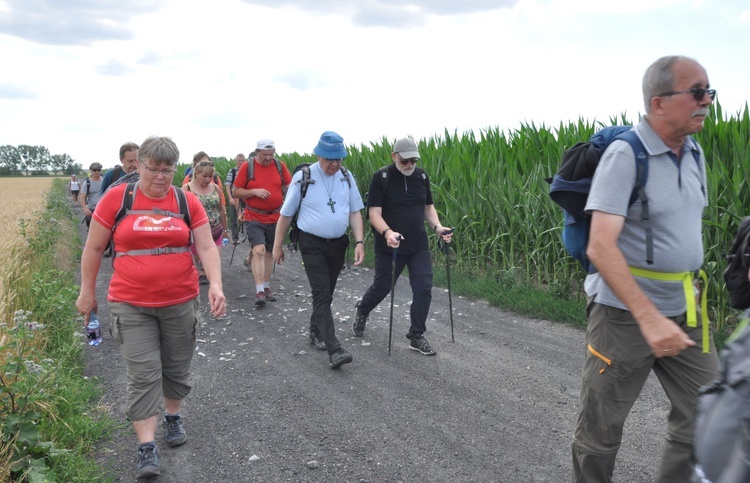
87, 312, 102, 346
222, 237, 229, 246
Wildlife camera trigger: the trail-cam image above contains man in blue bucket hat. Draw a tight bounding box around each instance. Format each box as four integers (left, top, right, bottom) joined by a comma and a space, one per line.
273, 131, 365, 369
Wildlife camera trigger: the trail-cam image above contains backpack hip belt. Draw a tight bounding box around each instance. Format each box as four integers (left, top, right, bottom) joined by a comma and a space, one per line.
245, 205, 281, 215
629, 267, 710, 353
115, 246, 190, 257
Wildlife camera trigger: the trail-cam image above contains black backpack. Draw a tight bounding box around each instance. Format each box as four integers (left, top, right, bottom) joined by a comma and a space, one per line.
365, 165, 429, 220
724, 216, 750, 309
287, 163, 351, 251
693, 314, 750, 482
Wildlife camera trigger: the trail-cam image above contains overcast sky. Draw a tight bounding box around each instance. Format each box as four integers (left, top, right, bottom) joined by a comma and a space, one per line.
1, 0, 748, 168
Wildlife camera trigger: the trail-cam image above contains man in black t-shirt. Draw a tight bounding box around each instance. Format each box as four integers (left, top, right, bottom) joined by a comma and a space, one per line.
353, 138, 453, 355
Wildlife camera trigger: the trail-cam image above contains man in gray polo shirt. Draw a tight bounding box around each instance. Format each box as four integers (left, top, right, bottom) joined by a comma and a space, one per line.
571, 55, 721, 482
80, 162, 104, 228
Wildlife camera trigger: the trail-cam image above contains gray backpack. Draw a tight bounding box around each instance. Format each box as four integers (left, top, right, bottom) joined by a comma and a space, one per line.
693, 314, 750, 482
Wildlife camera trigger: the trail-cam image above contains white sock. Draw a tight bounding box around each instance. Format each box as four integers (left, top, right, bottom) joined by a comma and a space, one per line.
256, 284, 265, 293
263, 281, 270, 289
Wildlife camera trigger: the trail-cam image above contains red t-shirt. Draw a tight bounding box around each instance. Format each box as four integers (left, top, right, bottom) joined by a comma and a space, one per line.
93, 184, 209, 307
233, 159, 292, 223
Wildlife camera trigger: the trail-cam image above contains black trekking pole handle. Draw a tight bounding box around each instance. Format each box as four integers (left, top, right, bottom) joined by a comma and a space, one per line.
388, 235, 402, 356
437, 228, 455, 343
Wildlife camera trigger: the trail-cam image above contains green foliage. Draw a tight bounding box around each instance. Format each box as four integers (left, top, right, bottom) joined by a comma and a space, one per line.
0, 180, 113, 482
332, 101, 750, 332
0, 311, 67, 482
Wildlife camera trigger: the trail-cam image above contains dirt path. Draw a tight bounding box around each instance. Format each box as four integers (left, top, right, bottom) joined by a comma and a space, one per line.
82, 229, 671, 482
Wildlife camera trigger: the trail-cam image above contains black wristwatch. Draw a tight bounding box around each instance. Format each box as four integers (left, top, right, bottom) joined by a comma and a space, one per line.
355, 241, 364, 245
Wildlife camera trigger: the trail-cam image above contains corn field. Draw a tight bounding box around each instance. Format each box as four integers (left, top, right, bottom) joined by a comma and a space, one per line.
199, 102, 750, 330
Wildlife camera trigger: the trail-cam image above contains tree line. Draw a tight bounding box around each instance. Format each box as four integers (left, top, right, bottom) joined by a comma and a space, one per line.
0, 144, 81, 176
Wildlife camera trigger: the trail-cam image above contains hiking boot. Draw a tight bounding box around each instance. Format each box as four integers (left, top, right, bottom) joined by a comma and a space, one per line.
409, 336, 437, 356
255, 291, 266, 306
264, 288, 277, 302
309, 333, 326, 351
329, 348, 353, 368
136, 443, 160, 478
351, 303, 367, 337
162, 415, 187, 447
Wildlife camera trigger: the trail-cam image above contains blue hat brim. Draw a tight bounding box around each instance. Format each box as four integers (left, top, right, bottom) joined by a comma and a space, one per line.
313, 145, 348, 159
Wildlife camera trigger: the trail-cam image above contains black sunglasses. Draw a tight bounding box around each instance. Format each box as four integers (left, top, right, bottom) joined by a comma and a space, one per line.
398, 156, 418, 166
657, 87, 716, 102
91, 169, 101, 172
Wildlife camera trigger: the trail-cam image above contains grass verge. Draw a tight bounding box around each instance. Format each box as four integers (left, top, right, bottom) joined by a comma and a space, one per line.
0, 179, 115, 482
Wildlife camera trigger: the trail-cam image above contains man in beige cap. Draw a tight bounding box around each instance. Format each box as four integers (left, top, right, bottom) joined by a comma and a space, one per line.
80, 162, 104, 228
353, 137, 453, 355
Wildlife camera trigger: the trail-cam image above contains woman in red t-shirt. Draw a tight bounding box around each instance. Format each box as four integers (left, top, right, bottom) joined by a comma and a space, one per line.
75, 136, 226, 478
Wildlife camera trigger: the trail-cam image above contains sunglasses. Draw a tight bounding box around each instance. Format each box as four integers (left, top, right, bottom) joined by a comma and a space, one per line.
91, 169, 101, 172
657, 87, 716, 102
398, 156, 418, 166
197, 160, 214, 167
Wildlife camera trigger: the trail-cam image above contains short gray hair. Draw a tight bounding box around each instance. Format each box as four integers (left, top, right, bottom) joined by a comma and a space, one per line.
138, 136, 179, 166
642, 55, 694, 113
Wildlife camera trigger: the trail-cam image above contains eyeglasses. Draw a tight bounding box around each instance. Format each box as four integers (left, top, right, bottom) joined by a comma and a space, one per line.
197, 160, 214, 167
142, 165, 176, 176
657, 87, 716, 102
398, 156, 418, 166
91, 169, 101, 172
323, 158, 342, 165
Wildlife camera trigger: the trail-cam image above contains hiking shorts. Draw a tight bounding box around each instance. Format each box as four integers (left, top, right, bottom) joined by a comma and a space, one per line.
245, 220, 276, 251
108, 298, 201, 422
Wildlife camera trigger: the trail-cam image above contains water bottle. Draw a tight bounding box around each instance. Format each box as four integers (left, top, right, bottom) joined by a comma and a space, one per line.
87, 312, 102, 346
222, 237, 229, 246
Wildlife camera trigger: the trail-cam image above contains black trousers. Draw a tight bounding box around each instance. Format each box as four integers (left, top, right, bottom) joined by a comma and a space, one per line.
299, 231, 349, 354
358, 247, 433, 339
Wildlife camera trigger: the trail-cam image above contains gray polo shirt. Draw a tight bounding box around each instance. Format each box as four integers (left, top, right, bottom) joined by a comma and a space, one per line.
280, 163, 364, 239
80, 177, 104, 210
583, 118, 707, 316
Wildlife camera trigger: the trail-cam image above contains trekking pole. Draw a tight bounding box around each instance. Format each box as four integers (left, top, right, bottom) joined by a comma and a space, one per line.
388, 236, 402, 356
230, 241, 237, 265
439, 229, 455, 342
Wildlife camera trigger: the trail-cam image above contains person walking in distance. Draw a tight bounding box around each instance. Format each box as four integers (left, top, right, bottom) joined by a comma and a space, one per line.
233, 140, 291, 306
272, 131, 365, 368
571, 55, 720, 482
353, 138, 453, 355
68, 174, 80, 202
80, 162, 104, 228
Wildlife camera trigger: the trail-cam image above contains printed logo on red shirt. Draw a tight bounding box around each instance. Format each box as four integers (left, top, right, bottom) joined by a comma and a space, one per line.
132, 215, 186, 232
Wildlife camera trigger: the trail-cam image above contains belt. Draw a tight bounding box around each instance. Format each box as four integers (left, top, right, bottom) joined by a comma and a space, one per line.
300, 231, 347, 243
245, 205, 280, 215
629, 267, 710, 353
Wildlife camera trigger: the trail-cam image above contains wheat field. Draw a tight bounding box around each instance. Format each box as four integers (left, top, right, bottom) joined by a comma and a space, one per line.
0, 177, 55, 289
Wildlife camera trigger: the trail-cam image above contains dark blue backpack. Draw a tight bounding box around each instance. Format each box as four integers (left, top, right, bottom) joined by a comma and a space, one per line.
548, 126, 649, 273
548, 125, 703, 273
